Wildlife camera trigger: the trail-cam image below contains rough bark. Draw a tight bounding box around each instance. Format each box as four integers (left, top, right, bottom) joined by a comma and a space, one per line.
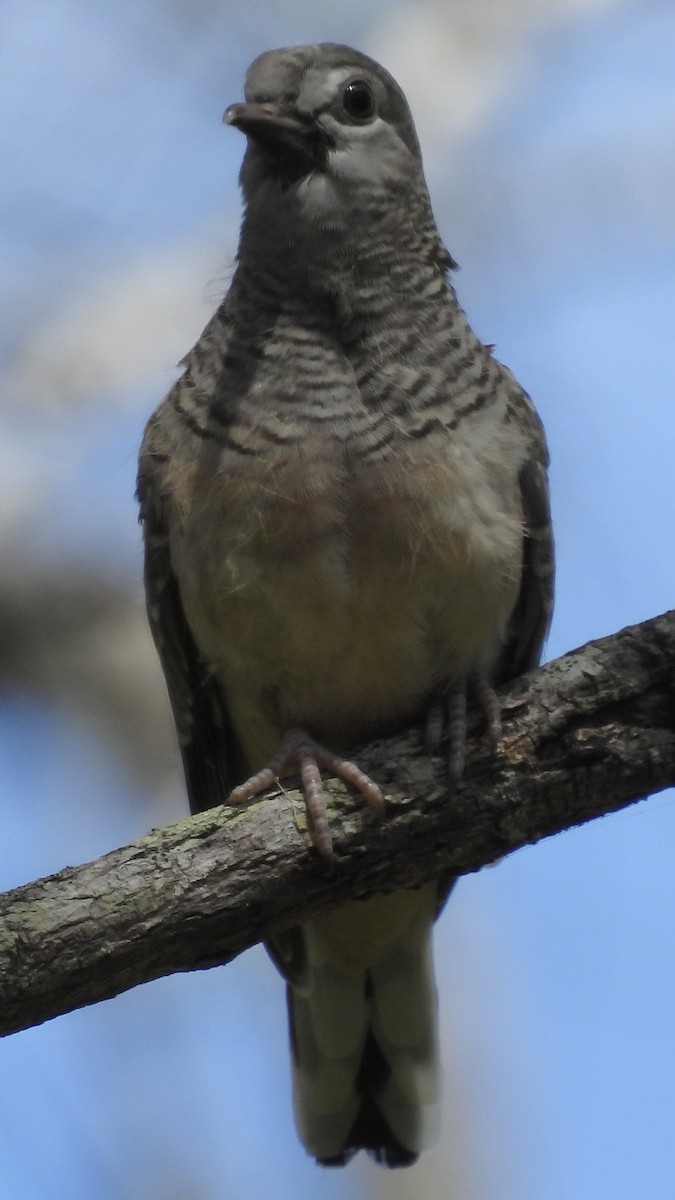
1, 610, 673, 1038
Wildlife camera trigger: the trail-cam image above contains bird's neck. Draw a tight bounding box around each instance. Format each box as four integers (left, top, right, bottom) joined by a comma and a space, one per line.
218, 178, 488, 408
218, 192, 485, 422
234, 177, 451, 312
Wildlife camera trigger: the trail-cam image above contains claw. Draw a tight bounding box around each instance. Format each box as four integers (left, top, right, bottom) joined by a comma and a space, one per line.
228, 728, 384, 859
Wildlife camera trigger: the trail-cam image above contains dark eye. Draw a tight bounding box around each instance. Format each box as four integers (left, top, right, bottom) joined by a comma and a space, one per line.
342, 79, 377, 123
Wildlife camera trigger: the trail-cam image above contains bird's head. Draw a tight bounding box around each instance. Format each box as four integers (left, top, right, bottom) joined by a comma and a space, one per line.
224, 44, 426, 211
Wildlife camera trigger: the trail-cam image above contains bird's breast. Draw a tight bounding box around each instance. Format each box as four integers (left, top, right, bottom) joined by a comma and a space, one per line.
171, 429, 522, 767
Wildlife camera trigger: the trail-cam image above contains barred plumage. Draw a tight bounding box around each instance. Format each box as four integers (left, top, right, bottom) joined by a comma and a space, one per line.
138, 42, 553, 1168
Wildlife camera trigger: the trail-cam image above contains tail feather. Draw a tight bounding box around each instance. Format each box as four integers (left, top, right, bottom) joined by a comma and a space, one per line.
322, 1032, 420, 1168
289, 962, 368, 1137
286, 884, 440, 1167
369, 928, 440, 1155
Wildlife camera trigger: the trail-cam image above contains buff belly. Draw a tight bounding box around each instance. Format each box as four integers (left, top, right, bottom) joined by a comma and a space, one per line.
171, 439, 522, 770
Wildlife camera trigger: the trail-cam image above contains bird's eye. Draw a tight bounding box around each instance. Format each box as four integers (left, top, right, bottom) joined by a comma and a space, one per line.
342, 80, 377, 123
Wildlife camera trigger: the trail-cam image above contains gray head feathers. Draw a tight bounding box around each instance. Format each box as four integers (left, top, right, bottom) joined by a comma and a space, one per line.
225, 43, 425, 202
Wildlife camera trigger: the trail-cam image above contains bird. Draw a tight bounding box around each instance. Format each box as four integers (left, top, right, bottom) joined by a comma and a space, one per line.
137, 42, 554, 1168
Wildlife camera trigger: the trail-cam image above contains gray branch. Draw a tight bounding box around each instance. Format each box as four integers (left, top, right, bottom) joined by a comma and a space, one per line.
1, 611, 674, 1038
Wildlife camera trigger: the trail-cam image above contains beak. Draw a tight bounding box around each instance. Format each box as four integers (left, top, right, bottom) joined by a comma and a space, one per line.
223, 101, 327, 171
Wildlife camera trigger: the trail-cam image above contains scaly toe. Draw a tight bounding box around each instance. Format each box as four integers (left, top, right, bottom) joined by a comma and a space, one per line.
445, 690, 468, 782
427, 674, 503, 784
227, 728, 384, 860
472, 675, 502, 750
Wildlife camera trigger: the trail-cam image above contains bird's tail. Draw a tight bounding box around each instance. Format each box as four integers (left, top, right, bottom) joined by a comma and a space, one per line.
286, 883, 440, 1167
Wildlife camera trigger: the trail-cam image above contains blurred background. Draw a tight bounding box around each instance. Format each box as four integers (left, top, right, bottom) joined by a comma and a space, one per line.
1, 1, 674, 1197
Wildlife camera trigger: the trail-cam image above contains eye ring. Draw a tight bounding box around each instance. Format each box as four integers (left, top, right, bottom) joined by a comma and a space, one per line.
342, 79, 377, 123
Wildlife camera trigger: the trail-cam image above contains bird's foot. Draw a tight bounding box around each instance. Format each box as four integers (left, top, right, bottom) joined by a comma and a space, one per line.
228, 728, 385, 860
425, 675, 502, 781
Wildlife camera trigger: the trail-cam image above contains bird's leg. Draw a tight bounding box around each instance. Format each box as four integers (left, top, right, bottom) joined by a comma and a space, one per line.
228, 728, 385, 860
425, 674, 502, 781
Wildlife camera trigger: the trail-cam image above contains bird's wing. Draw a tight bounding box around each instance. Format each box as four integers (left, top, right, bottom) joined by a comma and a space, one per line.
500, 401, 555, 681
435, 392, 553, 917
137, 418, 245, 813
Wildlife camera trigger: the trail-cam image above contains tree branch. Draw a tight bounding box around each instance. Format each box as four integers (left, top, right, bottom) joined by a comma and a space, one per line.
1, 610, 674, 1037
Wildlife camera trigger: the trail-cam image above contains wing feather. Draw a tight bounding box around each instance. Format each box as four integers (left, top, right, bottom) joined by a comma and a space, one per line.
137, 431, 244, 813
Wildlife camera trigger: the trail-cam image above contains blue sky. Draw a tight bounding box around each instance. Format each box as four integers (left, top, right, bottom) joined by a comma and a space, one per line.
1, 3, 674, 1198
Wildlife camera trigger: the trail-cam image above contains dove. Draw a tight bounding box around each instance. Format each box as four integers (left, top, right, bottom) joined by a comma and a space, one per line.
137, 42, 553, 1167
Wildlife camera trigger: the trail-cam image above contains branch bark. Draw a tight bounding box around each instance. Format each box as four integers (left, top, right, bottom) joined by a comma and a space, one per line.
1, 610, 674, 1037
